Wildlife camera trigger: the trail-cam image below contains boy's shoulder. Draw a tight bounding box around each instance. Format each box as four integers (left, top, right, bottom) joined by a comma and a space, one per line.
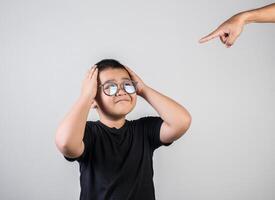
128, 115, 163, 125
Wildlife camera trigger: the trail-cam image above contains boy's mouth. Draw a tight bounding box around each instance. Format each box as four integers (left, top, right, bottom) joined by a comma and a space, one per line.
115, 99, 130, 103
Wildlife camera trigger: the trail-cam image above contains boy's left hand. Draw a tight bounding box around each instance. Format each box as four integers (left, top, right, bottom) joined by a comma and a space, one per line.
124, 66, 147, 96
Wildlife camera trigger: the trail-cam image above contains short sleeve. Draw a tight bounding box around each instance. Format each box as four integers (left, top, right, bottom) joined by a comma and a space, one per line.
141, 116, 173, 151
64, 121, 94, 163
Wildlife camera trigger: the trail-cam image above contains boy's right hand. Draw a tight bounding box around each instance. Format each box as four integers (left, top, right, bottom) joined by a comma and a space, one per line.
79, 65, 98, 107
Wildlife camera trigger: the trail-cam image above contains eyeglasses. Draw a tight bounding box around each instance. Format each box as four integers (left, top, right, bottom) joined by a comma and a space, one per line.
98, 80, 138, 96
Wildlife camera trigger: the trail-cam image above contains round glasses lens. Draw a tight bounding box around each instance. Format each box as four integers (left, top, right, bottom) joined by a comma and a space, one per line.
104, 83, 117, 96
124, 81, 136, 94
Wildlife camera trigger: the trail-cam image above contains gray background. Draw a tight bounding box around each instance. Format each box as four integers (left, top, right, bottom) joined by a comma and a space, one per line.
1, 0, 274, 199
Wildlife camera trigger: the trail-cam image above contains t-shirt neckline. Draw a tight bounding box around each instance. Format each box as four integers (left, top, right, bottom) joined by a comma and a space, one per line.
96, 119, 129, 133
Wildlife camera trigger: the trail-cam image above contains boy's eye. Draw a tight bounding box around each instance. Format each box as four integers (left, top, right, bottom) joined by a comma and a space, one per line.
104, 83, 116, 88
123, 81, 134, 86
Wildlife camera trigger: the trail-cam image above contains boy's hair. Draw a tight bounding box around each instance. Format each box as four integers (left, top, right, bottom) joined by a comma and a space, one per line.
95, 59, 130, 84
96, 59, 126, 73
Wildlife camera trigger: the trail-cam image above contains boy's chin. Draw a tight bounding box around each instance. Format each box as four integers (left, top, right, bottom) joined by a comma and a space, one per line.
112, 107, 134, 116
114, 109, 131, 115
114, 102, 132, 109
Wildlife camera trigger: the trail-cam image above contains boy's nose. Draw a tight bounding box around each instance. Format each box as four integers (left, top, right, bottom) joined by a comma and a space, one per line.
115, 85, 127, 96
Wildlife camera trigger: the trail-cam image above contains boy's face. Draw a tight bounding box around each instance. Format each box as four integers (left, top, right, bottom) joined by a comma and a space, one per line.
95, 68, 137, 119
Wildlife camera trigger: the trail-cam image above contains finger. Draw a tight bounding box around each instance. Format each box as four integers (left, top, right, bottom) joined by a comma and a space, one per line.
124, 65, 131, 72
219, 36, 224, 44
125, 66, 136, 76
199, 29, 222, 43
91, 64, 97, 69
124, 66, 134, 77
225, 33, 237, 48
87, 68, 95, 79
86, 69, 91, 76
91, 68, 98, 80
220, 35, 227, 44
86, 65, 95, 75
88, 65, 97, 79
89, 67, 98, 79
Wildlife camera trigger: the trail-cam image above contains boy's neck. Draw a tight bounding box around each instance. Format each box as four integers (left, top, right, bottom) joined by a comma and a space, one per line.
99, 116, 126, 129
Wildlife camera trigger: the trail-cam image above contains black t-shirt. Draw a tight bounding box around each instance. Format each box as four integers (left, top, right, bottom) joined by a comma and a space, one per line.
64, 116, 173, 200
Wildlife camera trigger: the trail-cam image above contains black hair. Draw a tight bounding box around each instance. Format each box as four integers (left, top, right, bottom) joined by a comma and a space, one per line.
95, 59, 130, 84
95, 59, 126, 72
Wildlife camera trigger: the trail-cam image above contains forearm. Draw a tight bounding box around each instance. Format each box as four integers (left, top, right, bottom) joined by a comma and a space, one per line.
140, 85, 191, 130
240, 3, 275, 24
55, 96, 92, 151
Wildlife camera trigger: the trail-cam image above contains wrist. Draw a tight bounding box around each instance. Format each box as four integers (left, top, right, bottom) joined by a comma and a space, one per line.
78, 95, 94, 107
139, 84, 150, 98
238, 10, 257, 25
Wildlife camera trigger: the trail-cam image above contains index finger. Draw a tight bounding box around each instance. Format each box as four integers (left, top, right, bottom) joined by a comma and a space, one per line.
124, 66, 133, 73
88, 65, 98, 79
124, 66, 136, 79
199, 29, 221, 43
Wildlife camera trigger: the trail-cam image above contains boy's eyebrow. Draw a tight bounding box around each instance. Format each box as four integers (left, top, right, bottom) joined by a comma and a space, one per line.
103, 77, 131, 83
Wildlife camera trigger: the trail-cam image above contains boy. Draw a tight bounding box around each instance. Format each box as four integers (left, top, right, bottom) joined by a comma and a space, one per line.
55, 59, 192, 200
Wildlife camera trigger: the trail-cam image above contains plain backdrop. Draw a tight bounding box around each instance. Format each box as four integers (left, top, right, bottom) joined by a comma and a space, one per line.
0, 0, 274, 199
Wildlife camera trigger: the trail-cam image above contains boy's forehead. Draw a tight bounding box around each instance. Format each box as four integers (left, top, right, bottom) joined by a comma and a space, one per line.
99, 68, 131, 83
